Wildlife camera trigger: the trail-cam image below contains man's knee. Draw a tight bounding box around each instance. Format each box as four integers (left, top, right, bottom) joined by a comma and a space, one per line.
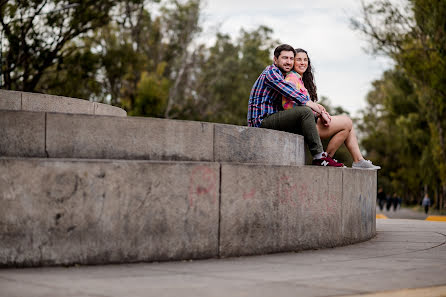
293, 106, 313, 119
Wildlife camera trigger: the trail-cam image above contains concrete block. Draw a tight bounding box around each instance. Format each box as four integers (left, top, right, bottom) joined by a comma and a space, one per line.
22, 92, 94, 115
0, 89, 21, 110
94, 102, 127, 117
46, 114, 214, 161
219, 164, 346, 257
341, 169, 377, 242
0, 110, 46, 157
214, 125, 305, 166
0, 159, 220, 266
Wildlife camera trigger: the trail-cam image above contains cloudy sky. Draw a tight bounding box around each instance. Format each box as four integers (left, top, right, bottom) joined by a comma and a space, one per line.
200, 0, 394, 116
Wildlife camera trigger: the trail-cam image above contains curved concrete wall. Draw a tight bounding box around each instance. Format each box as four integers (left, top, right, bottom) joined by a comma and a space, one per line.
0, 89, 126, 117
0, 158, 376, 267
0, 110, 305, 166
0, 92, 376, 267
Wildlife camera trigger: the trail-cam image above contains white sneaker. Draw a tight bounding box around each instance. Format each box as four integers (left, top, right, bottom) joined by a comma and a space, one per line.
352, 159, 381, 170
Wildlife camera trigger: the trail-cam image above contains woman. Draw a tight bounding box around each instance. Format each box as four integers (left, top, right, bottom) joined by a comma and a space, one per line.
283, 48, 380, 169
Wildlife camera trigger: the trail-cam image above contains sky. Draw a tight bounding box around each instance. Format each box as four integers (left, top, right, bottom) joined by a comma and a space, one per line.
200, 0, 394, 116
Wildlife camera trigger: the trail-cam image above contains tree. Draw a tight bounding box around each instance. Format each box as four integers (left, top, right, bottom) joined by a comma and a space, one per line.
0, 0, 121, 91
358, 69, 433, 203
172, 26, 278, 125
352, 0, 446, 208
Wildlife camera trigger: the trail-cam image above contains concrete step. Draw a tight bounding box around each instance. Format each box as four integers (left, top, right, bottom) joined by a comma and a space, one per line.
0, 157, 376, 267
0, 89, 126, 117
0, 110, 305, 166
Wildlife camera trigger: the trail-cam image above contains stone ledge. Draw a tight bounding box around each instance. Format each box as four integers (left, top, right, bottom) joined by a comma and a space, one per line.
0, 110, 305, 166
0, 158, 376, 267
0, 89, 126, 117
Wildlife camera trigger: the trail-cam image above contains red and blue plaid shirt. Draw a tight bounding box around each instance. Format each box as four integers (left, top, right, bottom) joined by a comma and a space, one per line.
247, 64, 311, 127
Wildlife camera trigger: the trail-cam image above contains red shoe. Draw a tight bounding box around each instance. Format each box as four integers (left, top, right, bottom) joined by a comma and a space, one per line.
312, 153, 344, 167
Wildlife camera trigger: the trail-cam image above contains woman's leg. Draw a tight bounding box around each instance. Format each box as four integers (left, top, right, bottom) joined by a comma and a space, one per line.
316, 115, 363, 162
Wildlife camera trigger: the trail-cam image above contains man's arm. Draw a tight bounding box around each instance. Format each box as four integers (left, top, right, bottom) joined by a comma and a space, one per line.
265, 67, 311, 106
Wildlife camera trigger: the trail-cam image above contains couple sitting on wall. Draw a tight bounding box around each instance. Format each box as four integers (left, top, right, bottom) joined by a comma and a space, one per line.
248, 44, 380, 169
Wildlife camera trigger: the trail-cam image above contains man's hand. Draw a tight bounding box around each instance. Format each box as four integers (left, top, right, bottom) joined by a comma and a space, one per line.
320, 111, 331, 127
317, 103, 327, 113
305, 100, 322, 114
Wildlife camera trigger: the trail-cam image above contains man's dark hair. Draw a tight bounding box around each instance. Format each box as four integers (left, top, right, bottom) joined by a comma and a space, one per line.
274, 44, 295, 58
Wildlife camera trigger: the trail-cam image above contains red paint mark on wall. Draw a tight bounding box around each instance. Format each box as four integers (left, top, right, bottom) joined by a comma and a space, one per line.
275, 175, 339, 214
243, 188, 256, 200
188, 166, 217, 207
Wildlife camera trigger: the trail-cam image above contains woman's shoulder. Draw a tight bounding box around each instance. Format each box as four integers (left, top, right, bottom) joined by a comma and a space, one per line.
285, 70, 299, 78
285, 71, 300, 83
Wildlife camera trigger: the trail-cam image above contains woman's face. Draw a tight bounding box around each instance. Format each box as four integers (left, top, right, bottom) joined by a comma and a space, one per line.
294, 52, 308, 76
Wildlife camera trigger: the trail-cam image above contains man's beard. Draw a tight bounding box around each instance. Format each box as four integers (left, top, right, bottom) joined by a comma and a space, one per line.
276, 64, 290, 74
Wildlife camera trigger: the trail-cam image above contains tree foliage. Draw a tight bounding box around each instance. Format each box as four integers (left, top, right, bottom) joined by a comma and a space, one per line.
0, 0, 119, 91
352, 0, 446, 208
0, 0, 276, 126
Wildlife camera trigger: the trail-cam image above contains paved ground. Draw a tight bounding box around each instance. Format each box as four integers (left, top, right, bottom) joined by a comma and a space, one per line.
1, 219, 445, 297
376, 206, 428, 220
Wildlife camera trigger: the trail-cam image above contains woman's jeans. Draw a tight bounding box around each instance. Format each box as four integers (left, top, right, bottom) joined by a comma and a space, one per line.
260, 106, 323, 156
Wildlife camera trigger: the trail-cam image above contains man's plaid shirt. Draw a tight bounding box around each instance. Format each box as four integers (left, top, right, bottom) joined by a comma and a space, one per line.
247, 64, 311, 127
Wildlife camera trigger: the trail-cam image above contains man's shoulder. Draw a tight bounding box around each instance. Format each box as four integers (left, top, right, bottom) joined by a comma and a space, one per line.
264, 64, 278, 72
262, 64, 284, 78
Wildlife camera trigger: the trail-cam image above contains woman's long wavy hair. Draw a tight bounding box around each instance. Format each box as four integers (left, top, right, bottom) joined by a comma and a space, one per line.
295, 48, 318, 102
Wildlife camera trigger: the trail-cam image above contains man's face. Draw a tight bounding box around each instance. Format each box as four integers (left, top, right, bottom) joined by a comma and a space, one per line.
274, 50, 294, 73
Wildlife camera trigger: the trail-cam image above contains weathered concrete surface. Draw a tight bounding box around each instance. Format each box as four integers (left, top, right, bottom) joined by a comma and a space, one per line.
0, 89, 126, 116
22, 92, 95, 114
93, 102, 127, 117
0, 111, 46, 157
0, 158, 220, 266
214, 124, 305, 166
342, 169, 377, 242
1, 220, 444, 297
0, 89, 21, 110
1, 110, 308, 165
46, 113, 215, 161
219, 164, 375, 257
0, 157, 377, 267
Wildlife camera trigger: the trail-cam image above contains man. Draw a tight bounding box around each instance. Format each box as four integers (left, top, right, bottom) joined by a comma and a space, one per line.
247, 44, 343, 167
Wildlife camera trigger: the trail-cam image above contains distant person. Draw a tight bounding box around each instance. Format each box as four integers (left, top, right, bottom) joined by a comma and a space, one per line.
422, 193, 431, 214
392, 193, 399, 211
386, 194, 392, 211
282, 48, 380, 170
247, 44, 343, 167
377, 187, 386, 211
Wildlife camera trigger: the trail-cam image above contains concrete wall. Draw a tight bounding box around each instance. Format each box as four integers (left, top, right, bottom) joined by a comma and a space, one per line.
219, 164, 376, 257
0, 89, 126, 117
0, 158, 376, 267
0, 158, 220, 266
0, 91, 376, 267
0, 110, 305, 166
